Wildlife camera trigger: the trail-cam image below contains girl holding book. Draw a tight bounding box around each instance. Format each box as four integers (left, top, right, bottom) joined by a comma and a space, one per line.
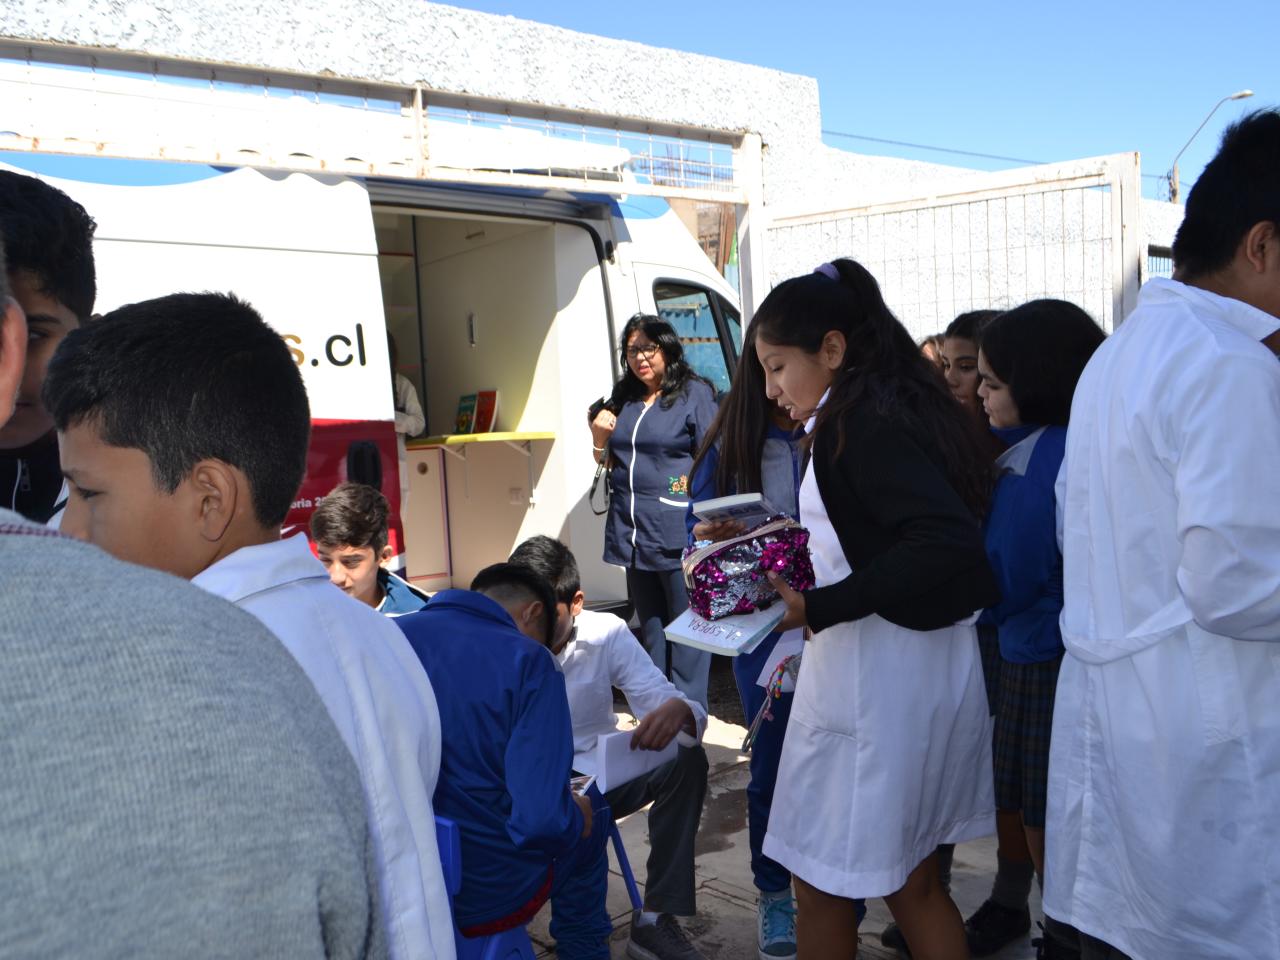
757, 259, 998, 959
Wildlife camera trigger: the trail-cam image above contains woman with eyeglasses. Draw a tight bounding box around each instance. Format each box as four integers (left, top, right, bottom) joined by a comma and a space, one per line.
589, 314, 718, 709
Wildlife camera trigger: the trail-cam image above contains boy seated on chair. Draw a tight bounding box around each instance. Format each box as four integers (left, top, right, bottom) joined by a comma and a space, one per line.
509, 536, 710, 960
311, 481, 429, 615
394, 563, 612, 959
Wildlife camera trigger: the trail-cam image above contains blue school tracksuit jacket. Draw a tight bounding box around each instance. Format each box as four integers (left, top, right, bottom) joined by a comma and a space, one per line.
394, 590, 584, 927
684, 423, 803, 540
981, 425, 1067, 664
376, 568, 429, 616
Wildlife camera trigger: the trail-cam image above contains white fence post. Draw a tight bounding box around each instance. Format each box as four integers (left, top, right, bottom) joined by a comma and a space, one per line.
735, 132, 768, 324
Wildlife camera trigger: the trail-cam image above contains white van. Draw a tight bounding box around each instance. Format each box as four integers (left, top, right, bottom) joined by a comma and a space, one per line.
1, 151, 741, 604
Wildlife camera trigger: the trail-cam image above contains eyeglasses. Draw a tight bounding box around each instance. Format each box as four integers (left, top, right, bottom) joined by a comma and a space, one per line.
626, 344, 660, 360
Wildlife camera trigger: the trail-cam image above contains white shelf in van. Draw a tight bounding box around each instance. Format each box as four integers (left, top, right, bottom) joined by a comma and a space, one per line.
409, 431, 554, 460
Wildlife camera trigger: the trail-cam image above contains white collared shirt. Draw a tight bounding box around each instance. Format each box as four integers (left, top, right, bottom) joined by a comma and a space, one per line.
556, 609, 707, 770
193, 534, 455, 960
1045, 278, 1280, 958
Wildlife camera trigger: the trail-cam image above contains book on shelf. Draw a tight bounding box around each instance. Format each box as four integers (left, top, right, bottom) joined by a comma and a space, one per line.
472, 389, 499, 433
691, 491, 784, 527
454, 393, 477, 434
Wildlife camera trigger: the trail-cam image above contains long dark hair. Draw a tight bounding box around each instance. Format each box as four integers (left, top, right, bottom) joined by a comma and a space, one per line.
607, 314, 706, 410
944, 308, 1005, 462
753, 259, 994, 518
945, 309, 1000, 342
979, 299, 1105, 427
691, 323, 777, 496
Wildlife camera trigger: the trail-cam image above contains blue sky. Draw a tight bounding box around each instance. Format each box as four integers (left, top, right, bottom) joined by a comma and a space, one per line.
442, 0, 1274, 200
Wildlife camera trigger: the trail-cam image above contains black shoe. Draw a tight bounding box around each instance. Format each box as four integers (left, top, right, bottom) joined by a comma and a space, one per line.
879, 922, 911, 958
1031, 920, 1082, 960
964, 899, 1032, 956
627, 913, 706, 960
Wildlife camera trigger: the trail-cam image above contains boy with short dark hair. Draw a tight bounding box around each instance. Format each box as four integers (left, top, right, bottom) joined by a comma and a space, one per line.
0, 170, 97, 523
395, 563, 607, 958
509, 535, 709, 960
311, 481, 429, 614
0, 242, 383, 956
44, 291, 455, 960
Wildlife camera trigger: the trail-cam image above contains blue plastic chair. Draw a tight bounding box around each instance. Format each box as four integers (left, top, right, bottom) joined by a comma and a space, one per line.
607, 819, 643, 911
435, 816, 536, 960
577, 781, 642, 914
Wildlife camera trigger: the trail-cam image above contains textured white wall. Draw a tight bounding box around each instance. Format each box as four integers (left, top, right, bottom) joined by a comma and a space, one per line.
1141, 199, 1183, 250
0, 0, 978, 214
0, 2, 812, 134
2, 1, 1163, 295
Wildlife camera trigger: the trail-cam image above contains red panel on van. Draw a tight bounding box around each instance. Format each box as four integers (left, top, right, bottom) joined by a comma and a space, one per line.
285, 418, 406, 564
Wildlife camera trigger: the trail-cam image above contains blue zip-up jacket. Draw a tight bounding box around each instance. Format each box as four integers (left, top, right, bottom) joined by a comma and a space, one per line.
982, 425, 1066, 664
686, 423, 804, 541
375, 568, 429, 616
394, 590, 583, 927
604, 379, 717, 571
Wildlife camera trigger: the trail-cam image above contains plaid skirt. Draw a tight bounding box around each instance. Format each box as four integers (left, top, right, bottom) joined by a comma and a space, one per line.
993, 654, 1062, 828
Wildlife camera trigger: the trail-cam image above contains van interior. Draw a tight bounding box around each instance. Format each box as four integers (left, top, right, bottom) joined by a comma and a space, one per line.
373, 204, 742, 599
374, 207, 610, 594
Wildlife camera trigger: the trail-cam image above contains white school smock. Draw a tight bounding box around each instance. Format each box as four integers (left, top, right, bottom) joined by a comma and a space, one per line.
194, 534, 456, 960
557, 608, 708, 769
1045, 278, 1280, 959
762, 429, 994, 898
394, 373, 425, 506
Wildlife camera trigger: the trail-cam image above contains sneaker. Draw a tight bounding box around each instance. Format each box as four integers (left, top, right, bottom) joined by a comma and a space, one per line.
757, 892, 797, 960
965, 899, 1032, 957
879, 922, 911, 957
626, 912, 706, 960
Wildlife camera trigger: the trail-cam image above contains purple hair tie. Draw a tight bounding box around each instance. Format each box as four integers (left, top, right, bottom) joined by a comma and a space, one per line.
813, 262, 839, 281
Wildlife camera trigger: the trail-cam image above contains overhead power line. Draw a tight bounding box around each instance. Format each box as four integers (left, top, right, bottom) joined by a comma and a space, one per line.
821, 128, 1168, 182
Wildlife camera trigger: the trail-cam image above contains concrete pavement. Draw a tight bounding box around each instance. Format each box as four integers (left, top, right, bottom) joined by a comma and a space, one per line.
528, 714, 1044, 959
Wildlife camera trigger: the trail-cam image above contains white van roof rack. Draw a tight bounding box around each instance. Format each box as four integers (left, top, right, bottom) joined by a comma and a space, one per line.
366, 179, 611, 222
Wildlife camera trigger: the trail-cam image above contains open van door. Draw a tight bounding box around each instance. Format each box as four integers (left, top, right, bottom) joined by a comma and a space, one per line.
0, 154, 401, 552
631, 261, 743, 396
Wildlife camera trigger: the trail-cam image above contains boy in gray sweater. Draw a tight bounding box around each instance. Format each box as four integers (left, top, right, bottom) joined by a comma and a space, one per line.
0, 245, 385, 956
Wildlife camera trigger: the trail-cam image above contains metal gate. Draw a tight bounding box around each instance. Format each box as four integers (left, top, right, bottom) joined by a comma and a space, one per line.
766, 154, 1143, 334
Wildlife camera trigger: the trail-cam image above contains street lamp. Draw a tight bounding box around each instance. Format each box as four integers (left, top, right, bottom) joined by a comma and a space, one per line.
1169, 90, 1254, 203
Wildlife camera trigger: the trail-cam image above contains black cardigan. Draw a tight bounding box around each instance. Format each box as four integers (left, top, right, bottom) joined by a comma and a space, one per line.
803, 405, 999, 634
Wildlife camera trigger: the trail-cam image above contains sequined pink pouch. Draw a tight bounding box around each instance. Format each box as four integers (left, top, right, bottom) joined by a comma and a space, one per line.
682, 518, 816, 620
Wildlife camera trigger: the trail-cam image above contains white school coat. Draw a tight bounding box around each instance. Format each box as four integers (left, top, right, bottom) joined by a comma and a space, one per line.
394, 374, 426, 507
194, 534, 456, 960
1046, 278, 1280, 959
